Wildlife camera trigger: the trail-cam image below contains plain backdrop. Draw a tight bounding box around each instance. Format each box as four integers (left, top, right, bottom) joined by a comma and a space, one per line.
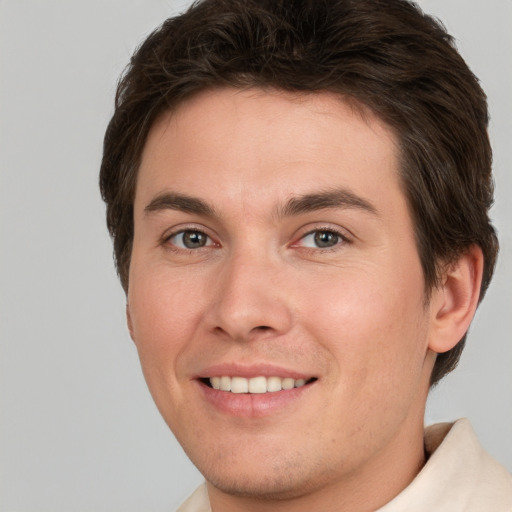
0, 1, 511, 510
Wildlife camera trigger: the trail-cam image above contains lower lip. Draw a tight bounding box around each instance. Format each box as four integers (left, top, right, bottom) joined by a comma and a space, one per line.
197, 380, 315, 418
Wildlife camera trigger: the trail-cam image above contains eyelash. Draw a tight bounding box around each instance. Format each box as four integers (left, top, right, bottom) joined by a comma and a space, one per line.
162, 228, 216, 252
161, 226, 351, 253
293, 227, 351, 252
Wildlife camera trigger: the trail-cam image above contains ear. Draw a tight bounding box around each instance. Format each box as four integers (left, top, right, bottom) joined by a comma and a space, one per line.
428, 245, 484, 354
126, 303, 135, 341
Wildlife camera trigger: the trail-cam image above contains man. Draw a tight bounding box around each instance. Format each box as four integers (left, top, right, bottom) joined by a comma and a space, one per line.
99, 0, 511, 510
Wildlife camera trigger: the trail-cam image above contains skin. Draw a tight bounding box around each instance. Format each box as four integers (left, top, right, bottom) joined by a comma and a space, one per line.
127, 88, 483, 511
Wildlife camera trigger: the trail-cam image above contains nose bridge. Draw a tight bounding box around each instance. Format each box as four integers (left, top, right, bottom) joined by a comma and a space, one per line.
210, 245, 292, 341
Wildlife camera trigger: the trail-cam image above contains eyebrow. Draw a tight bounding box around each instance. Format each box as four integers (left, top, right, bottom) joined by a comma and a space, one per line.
144, 192, 217, 217
143, 187, 378, 219
277, 188, 378, 218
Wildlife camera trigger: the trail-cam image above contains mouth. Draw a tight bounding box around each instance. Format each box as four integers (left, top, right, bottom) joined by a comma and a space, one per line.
200, 375, 317, 394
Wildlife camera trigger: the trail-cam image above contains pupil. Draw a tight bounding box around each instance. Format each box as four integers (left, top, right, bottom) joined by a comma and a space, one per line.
183, 231, 206, 248
314, 231, 338, 248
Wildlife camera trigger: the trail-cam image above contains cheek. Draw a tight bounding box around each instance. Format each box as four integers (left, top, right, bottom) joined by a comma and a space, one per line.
299, 263, 428, 386
126, 267, 213, 427
127, 267, 208, 374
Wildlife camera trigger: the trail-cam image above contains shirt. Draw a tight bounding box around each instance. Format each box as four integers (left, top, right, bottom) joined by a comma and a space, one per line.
177, 418, 512, 511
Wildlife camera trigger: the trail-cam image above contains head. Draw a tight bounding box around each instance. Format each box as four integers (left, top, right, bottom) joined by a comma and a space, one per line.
100, 0, 497, 389
100, 1, 498, 505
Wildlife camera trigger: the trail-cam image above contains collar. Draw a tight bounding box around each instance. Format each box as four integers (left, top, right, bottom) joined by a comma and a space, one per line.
377, 418, 512, 511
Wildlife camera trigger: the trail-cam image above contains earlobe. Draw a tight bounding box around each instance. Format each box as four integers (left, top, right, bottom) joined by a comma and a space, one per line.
428, 245, 484, 354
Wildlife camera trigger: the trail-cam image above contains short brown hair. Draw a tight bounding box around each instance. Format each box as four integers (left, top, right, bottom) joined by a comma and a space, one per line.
100, 0, 498, 386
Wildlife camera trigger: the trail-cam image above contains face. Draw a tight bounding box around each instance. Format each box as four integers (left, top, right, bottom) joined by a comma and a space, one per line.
127, 88, 438, 505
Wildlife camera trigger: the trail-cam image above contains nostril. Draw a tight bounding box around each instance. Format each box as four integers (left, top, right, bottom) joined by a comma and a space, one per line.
255, 325, 271, 331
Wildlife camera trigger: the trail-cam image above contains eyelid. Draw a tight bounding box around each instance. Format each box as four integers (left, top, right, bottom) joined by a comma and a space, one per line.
169, 231, 215, 249
161, 224, 219, 250
291, 224, 352, 249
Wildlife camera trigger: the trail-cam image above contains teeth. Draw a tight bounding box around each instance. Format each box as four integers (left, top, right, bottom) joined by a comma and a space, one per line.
231, 377, 249, 394
266, 376, 282, 392
248, 376, 267, 394
220, 376, 231, 391
208, 376, 311, 393
281, 377, 295, 390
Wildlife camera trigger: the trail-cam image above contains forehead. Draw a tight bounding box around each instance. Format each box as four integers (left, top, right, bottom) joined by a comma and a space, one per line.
135, 87, 403, 216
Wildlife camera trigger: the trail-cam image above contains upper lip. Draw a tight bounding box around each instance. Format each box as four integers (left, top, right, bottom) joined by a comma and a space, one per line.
194, 362, 315, 380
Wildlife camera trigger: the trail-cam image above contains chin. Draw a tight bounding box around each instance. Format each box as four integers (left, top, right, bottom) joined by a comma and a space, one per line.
195, 452, 334, 501
206, 473, 311, 501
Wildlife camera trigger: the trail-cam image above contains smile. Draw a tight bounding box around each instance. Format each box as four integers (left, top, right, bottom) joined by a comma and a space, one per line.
206, 376, 316, 393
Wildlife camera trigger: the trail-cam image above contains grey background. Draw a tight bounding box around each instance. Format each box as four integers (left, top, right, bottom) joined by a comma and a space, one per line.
0, 1, 510, 510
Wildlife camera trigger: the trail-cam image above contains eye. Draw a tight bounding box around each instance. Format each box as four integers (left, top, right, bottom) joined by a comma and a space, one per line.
300, 229, 344, 249
168, 230, 213, 249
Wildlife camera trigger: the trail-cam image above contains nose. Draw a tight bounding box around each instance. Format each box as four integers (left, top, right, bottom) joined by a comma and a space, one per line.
207, 251, 293, 342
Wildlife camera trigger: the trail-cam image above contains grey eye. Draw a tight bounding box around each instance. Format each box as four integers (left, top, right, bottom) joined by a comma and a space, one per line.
314, 231, 340, 247
301, 230, 341, 248
170, 230, 210, 249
